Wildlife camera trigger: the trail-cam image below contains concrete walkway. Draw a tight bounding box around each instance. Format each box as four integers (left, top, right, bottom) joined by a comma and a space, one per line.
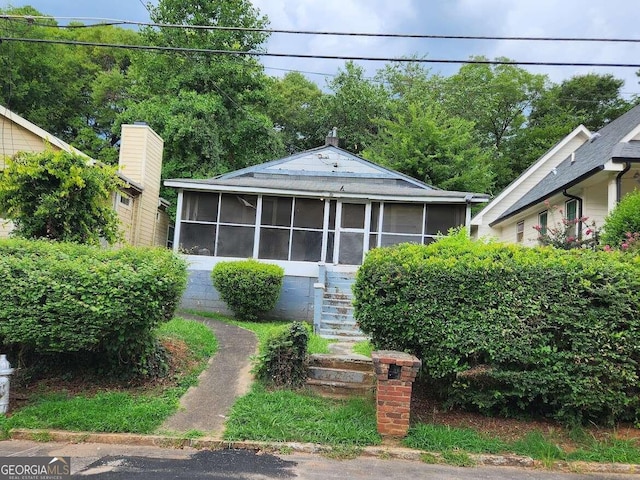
160, 313, 258, 438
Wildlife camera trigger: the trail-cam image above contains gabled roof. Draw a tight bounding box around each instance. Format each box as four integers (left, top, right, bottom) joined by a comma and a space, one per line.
471, 124, 591, 227
0, 104, 143, 194
0, 104, 77, 154
492, 104, 640, 225
166, 145, 489, 202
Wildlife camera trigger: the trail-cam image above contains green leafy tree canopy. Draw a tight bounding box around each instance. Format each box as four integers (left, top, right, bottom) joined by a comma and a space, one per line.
0, 149, 122, 245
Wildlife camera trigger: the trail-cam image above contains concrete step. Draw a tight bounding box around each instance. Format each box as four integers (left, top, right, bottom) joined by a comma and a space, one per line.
319, 320, 360, 332
309, 353, 373, 372
324, 289, 354, 299
308, 366, 375, 384
323, 295, 354, 306
321, 305, 354, 323
321, 311, 355, 322
306, 378, 374, 399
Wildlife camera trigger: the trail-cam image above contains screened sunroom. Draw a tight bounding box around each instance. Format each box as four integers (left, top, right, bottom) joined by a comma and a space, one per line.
177, 192, 467, 265
166, 143, 488, 322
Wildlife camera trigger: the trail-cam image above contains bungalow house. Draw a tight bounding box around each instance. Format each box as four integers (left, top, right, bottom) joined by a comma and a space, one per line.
0, 105, 170, 247
472, 104, 640, 245
166, 133, 489, 338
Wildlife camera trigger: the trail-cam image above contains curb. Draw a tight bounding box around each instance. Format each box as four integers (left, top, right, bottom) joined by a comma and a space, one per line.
7, 429, 640, 474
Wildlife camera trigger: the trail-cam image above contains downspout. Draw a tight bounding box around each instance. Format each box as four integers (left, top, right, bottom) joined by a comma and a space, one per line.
616, 162, 631, 203
562, 190, 583, 240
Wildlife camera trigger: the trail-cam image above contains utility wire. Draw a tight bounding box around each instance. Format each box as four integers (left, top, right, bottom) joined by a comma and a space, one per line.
2, 14, 640, 44
2, 36, 640, 69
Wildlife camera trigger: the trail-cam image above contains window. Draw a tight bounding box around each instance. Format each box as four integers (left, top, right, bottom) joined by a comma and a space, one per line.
538, 211, 548, 236
257, 196, 326, 262
178, 192, 256, 257
424, 205, 465, 242
565, 199, 578, 238
118, 193, 131, 206
516, 221, 524, 243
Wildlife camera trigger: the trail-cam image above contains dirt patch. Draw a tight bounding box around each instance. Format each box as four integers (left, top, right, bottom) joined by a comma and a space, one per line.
410, 379, 640, 448
8, 337, 195, 414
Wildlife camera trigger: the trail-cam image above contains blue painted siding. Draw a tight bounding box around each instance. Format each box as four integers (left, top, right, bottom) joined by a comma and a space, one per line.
180, 269, 315, 321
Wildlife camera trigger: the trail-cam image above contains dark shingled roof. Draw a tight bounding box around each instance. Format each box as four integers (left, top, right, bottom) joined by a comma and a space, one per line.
494, 104, 640, 224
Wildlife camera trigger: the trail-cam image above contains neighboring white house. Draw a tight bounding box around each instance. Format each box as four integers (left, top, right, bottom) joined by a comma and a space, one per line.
0, 105, 170, 247
472, 104, 640, 245
166, 134, 489, 336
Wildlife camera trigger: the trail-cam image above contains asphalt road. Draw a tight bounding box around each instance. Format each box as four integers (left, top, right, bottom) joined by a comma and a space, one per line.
0, 440, 633, 479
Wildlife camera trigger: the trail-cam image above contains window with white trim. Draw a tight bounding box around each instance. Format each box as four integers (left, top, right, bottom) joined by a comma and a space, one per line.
516, 220, 524, 243
538, 210, 548, 236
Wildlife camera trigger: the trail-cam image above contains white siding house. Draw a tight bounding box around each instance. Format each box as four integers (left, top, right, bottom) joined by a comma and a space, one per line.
472, 104, 640, 246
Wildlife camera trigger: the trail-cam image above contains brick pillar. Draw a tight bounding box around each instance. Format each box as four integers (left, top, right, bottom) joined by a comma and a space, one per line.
371, 350, 421, 437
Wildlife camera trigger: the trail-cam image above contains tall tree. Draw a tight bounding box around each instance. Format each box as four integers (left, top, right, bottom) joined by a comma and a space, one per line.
505, 73, 636, 180
122, 0, 283, 183
264, 72, 325, 153
440, 57, 547, 190
313, 62, 391, 154
364, 103, 494, 193
0, 7, 140, 162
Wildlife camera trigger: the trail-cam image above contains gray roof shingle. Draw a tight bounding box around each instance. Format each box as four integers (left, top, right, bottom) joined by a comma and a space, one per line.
494, 104, 640, 224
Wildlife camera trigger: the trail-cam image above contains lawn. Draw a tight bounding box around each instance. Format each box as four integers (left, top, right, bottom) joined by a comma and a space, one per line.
0, 317, 217, 435
3, 311, 639, 467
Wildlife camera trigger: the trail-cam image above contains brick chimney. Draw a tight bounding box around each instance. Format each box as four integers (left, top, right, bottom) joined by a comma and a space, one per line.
325, 127, 339, 147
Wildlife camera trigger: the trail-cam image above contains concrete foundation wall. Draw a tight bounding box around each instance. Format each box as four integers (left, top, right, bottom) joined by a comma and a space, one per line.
180, 269, 316, 321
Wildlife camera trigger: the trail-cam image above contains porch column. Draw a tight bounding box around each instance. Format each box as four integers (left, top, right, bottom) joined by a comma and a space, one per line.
607, 177, 618, 213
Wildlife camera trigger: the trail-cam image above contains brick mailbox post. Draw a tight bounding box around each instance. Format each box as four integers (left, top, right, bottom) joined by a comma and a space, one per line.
371, 350, 421, 437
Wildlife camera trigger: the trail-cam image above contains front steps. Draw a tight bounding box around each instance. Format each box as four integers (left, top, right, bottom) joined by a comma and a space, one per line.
306, 353, 375, 399
315, 268, 367, 340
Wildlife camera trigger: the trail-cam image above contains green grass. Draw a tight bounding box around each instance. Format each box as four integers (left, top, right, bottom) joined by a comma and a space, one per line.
181, 309, 332, 354
0, 318, 217, 435
405, 424, 507, 454
223, 384, 381, 446
405, 424, 640, 466
352, 340, 374, 357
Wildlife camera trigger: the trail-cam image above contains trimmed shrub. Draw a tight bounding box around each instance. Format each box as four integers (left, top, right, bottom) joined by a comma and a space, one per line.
0, 239, 187, 377
255, 321, 309, 388
353, 231, 640, 425
211, 259, 284, 321
601, 189, 640, 248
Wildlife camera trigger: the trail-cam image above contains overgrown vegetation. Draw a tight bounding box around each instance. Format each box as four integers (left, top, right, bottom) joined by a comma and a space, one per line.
254, 321, 309, 388
406, 424, 640, 466
0, 318, 217, 435
354, 231, 640, 425
211, 259, 284, 321
601, 189, 640, 250
0, 150, 122, 245
224, 384, 380, 446
0, 239, 187, 377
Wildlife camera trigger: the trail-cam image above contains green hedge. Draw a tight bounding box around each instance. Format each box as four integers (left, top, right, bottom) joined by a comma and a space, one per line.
602, 189, 640, 248
353, 232, 640, 424
254, 321, 309, 388
0, 239, 187, 375
211, 259, 284, 321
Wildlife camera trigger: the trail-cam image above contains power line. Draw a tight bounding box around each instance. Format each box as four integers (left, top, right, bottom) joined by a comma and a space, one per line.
2, 36, 640, 69
2, 14, 640, 44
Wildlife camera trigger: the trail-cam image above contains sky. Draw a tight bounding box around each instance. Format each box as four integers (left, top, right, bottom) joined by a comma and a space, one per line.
2, 0, 640, 97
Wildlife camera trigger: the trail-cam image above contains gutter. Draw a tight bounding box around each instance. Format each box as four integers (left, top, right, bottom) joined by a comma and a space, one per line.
615, 162, 631, 203
489, 165, 604, 227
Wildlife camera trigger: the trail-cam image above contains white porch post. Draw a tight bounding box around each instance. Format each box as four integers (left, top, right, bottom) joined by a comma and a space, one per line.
173, 190, 184, 253
607, 177, 618, 213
